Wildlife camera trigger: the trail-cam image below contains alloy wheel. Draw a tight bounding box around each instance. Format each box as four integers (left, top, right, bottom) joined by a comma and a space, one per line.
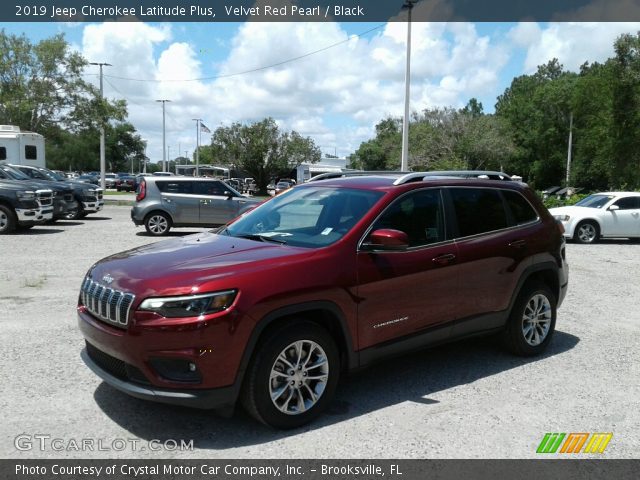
269, 340, 329, 415
577, 223, 597, 243
147, 215, 169, 235
521, 294, 552, 346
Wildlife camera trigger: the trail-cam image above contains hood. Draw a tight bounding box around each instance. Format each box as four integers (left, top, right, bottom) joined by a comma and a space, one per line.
87, 232, 310, 298
548, 205, 587, 216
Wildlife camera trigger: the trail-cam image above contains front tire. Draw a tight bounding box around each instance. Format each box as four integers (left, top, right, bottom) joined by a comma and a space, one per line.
503, 281, 556, 356
0, 205, 17, 234
144, 212, 171, 236
574, 220, 599, 244
241, 321, 340, 429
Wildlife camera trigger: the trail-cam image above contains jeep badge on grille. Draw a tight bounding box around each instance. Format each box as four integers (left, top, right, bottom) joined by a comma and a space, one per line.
102, 274, 114, 285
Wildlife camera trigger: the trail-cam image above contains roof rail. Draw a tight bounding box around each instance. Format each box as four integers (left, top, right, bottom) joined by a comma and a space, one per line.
393, 170, 513, 185
308, 171, 410, 182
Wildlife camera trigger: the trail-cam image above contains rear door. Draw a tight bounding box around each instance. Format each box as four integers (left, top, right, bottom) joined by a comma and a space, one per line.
448, 187, 536, 335
356, 188, 460, 348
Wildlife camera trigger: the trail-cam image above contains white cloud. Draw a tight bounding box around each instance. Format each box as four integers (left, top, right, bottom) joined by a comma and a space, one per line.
509, 22, 640, 73
79, 21, 511, 161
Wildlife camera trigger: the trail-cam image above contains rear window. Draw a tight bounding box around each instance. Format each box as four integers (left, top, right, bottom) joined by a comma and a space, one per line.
450, 188, 508, 237
503, 190, 538, 225
156, 181, 193, 194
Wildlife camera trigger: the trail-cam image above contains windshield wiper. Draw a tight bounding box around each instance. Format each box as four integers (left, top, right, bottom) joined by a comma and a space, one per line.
234, 233, 287, 244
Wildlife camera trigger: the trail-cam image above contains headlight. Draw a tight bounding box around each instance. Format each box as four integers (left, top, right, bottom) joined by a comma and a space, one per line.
138, 290, 237, 318
16, 191, 36, 201
84, 188, 97, 194
553, 214, 570, 222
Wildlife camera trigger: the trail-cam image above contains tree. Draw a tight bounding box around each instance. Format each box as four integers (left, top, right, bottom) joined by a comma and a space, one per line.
0, 30, 125, 135
209, 118, 321, 194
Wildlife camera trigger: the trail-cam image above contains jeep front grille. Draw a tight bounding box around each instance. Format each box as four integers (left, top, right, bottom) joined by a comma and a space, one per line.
80, 277, 135, 328
35, 189, 53, 207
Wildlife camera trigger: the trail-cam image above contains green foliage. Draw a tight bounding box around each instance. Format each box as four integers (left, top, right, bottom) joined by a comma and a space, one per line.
208, 118, 321, 193
541, 193, 588, 209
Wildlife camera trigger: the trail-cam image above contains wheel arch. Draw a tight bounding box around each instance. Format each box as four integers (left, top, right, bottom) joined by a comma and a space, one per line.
234, 301, 357, 396
144, 209, 174, 224
508, 263, 561, 316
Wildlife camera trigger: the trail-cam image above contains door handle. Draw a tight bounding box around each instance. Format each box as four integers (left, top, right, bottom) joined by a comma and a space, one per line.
200, 199, 209, 205
432, 253, 456, 266
509, 239, 527, 249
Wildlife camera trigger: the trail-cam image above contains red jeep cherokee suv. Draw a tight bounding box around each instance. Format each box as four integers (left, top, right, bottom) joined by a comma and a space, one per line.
78, 172, 568, 428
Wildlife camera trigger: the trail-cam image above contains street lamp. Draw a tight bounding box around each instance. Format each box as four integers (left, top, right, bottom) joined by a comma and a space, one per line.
400, 0, 417, 172
90, 62, 111, 189
156, 99, 171, 172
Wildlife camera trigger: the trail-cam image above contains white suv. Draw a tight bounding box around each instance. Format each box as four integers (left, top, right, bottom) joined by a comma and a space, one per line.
549, 192, 640, 243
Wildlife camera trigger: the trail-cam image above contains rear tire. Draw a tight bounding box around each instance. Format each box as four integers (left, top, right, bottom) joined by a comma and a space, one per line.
0, 204, 17, 234
144, 212, 172, 236
574, 220, 599, 244
241, 321, 340, 429
503, 281, 556, 356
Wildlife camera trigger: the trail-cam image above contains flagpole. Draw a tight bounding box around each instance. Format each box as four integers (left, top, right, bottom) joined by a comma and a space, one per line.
192, 118, 202, 176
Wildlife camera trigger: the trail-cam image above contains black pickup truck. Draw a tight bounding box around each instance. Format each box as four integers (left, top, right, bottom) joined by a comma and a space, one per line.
0, 178, 54, 234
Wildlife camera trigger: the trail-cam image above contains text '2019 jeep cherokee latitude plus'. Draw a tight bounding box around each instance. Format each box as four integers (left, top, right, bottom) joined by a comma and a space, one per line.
78, 173, 568, 428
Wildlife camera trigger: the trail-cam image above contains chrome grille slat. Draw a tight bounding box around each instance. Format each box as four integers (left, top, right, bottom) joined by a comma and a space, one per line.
80, 277, 135, 328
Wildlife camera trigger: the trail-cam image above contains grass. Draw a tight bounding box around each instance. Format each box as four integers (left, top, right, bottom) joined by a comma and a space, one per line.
104, 190, 135, 196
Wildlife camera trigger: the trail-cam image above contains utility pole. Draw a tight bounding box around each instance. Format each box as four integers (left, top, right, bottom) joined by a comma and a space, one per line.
90, 62, 111, 189
566, 112, 573, 187
167, 145, 171, 172
156, 99, 171, 172
400, 0, 416, 172
193, 118, 202, 176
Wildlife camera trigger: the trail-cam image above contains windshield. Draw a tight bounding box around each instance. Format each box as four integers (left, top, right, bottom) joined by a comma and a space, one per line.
0, 165, 31, 180
38, 168, 62, 181
575, 194, 615, 209
224, 186, 383, 248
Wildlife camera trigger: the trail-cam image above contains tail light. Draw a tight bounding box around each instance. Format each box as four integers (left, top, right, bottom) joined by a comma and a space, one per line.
136, 179, 146, 202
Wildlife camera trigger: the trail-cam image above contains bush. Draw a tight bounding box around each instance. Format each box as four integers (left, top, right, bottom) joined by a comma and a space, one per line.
540, 193, 589, 209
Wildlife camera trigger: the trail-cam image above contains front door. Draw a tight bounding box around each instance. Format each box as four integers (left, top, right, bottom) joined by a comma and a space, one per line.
602, 196, 640, 237
356, 189, 460, 349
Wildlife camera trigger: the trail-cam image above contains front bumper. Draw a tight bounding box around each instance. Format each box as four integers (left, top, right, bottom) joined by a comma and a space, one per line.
82, 200, 104, 213
81, 347, 236, 410
15, 207, 53, 222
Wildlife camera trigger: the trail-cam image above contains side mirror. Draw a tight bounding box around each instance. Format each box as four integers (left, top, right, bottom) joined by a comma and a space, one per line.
224, 190, 234, 199
608, 204, 619, 211
362, 229, 409, 251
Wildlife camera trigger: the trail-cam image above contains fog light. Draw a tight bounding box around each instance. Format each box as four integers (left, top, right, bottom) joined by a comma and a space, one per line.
149, 357, 202, 383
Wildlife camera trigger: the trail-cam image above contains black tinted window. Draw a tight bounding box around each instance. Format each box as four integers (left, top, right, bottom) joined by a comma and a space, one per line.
194, 181, 229, 196
503, 190, 538, 225
450, 188, 508, 237
25, 145, 37, 160
612, 197, 640, 210
372, 189, 445, 246
0, 147, 6, 160
156, 181, 193, 194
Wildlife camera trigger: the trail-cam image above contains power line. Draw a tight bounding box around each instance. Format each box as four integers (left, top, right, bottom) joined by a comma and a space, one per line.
103, 24, 386, 83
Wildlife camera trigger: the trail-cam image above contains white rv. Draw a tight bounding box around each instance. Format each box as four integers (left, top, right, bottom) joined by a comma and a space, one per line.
0, 125, 46, 168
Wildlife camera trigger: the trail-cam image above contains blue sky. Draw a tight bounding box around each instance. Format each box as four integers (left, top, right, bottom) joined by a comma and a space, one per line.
2, 20, 639, 163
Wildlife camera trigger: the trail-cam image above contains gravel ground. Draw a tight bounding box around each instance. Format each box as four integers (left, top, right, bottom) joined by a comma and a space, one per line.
1, 204, 638, 459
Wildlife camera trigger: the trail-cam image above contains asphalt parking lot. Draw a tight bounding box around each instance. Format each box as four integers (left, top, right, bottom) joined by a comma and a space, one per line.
1, 204, 639, 459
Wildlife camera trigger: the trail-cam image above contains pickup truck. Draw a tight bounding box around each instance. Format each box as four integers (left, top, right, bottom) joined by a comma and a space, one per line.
0, 178, 53, 233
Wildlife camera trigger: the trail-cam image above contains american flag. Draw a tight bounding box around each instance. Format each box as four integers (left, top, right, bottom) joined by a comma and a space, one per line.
200, 122, 211, 133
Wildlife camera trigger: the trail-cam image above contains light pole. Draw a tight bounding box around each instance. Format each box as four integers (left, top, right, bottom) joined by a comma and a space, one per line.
156, 99, 171, 172
400, 0, 416, 172
192, 118, 202, 176
90, 62, 111, 189
141, 139, 147, 174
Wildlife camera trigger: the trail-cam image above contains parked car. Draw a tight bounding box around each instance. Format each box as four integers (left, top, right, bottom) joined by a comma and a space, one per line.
0, 165, 76, 221
0, 179, 53, 233
115, 175, 137, 192
9, 165, 104, 219
78, 172, 568, 428
104, 173, 118, 189
131, 176, 261, 235
76, 174, 100, 186
549, 192, 640, 244
275, 180, 294, 195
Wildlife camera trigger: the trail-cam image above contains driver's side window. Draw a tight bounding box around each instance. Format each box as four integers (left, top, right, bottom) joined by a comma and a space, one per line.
371, 189, 445, 247
612, 197, 640, 210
